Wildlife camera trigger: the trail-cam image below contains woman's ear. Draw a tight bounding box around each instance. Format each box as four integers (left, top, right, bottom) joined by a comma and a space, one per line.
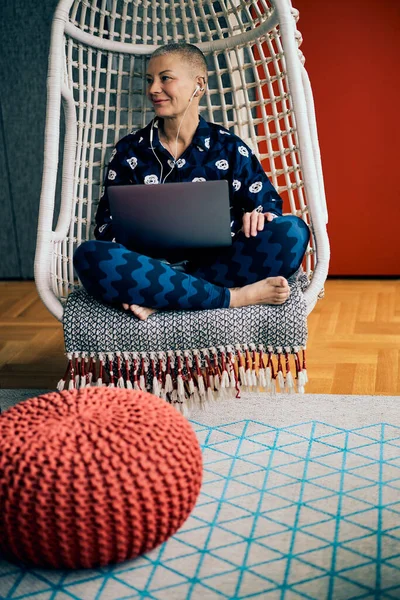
196, 78, 206, 94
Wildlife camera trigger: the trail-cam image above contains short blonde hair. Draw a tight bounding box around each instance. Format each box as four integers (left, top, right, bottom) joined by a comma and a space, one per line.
150, 43, 207, 79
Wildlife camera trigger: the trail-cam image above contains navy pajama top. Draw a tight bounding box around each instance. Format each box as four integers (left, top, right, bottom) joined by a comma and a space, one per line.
94, 116, 283, 248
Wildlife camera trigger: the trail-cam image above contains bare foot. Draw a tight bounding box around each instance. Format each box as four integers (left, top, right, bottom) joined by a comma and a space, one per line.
229, 276, 290, 308
122, 303, 158, 320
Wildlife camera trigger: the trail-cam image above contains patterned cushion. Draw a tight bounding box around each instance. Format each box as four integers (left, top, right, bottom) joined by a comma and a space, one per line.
64, 270, 308, 353
61, 270, 309, 402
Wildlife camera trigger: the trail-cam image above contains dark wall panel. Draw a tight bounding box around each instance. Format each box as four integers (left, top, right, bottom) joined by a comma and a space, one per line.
0, 0, 60, 278
0, 97, 21, 278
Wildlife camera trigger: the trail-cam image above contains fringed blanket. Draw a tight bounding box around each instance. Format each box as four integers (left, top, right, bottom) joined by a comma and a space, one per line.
61, 270, 309, 411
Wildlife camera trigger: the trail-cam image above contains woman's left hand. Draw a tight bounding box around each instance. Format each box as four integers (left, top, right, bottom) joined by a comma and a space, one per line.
242, 210, 278, 238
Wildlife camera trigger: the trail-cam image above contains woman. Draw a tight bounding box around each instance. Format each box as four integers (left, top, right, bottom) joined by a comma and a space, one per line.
74, 43, 310, 320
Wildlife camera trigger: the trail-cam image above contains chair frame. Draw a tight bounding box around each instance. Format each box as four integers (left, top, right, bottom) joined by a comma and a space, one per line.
34, 0, 330, 322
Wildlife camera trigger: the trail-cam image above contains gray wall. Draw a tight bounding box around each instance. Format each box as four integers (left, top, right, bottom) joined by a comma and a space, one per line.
0, 0, 60, 278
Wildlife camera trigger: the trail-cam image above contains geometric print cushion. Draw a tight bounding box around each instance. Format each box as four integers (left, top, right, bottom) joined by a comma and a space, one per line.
60, 269, 310, 408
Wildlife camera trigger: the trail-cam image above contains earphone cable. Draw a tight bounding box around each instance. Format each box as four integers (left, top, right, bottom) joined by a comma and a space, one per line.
150, 86, 199, 184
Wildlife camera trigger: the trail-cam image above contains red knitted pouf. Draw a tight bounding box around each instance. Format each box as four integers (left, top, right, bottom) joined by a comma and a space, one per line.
0, 388, 203, 569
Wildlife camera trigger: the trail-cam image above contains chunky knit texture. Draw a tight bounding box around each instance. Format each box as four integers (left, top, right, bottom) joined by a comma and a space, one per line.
0, 388, 203, 569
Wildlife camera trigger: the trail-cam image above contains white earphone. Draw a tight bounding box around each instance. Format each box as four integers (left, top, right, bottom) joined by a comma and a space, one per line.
189, 85, 200, 101
189, 84, 205, 101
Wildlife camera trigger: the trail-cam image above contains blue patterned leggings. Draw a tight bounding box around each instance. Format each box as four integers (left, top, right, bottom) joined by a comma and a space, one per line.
73, 215, 310, 311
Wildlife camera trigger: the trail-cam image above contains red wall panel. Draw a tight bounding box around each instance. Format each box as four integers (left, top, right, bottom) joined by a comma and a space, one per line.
293, 0, 400, 275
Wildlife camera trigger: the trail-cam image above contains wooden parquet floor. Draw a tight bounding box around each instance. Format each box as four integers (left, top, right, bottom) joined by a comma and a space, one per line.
0, 280, 399, 394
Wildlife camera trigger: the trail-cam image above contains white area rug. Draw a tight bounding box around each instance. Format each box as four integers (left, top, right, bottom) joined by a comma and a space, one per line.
0, 391, 399, 600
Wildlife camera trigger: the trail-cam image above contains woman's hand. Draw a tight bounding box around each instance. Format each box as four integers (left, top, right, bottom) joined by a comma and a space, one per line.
242, 210, 278, 238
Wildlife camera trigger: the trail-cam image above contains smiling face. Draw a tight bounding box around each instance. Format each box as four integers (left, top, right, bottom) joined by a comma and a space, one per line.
146, 53, 202, 119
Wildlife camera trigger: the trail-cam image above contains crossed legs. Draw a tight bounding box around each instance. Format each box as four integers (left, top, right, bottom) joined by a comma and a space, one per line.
73, 215, 310, 317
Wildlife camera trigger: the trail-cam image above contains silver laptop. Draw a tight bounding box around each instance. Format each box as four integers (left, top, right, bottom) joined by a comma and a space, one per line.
108, 180, 232, 253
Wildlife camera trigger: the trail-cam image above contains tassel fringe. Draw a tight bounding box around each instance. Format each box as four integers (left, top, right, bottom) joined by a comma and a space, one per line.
58, 345, 308, 412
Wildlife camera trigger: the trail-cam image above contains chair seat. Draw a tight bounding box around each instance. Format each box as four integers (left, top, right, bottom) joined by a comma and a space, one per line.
64, 270, 308, 355
60, 270, 309, 403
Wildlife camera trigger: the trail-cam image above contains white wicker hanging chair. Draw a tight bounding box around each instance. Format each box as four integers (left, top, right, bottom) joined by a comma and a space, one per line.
35, 0, 329, 322
34, 0, 330, 398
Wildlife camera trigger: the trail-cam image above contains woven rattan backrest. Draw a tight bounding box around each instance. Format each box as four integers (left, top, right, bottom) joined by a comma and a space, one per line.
37, 0, 329, 320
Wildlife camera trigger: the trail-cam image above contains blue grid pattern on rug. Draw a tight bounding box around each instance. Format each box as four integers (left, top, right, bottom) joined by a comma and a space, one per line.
1, 420, 400, 600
